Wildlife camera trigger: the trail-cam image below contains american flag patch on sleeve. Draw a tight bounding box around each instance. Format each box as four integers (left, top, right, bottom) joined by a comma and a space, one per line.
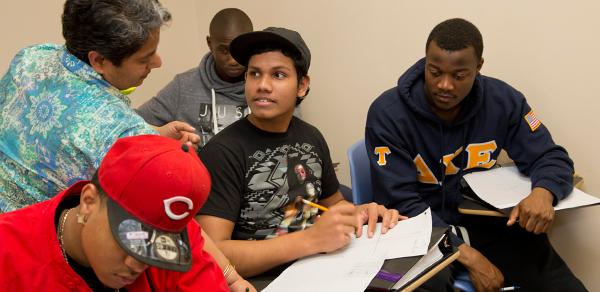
524, 110, 541, 132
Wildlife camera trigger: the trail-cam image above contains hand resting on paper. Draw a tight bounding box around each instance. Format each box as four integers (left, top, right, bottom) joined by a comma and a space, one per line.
354, 202, 407, 238
507, 187, 555, 234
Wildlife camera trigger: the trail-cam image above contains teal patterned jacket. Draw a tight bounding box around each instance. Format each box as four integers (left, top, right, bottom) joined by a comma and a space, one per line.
0, 44, 156, 212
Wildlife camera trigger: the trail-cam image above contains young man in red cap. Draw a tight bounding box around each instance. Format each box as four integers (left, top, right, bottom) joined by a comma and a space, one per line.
0, 135, 239, 291
196, 27, 404, 280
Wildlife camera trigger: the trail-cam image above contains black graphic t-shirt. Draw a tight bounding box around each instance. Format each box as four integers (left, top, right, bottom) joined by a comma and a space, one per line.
199, 117, 339, 240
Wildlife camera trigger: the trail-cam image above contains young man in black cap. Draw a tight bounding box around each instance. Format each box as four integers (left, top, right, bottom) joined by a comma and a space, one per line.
196, 27, 404, 278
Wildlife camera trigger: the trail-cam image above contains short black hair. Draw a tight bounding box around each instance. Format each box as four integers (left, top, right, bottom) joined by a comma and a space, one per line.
426, 18, 483, 61
90, 171, 107, 202
62, 0, 171, 66
248, 45, 310, 105
209, 8, 253, 38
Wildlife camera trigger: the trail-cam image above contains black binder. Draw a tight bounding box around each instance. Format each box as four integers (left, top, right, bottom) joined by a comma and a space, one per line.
366, 228, 458, 291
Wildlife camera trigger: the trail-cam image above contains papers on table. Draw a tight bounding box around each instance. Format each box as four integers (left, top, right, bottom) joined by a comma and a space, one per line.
348, 207, 432, 260
463, 165, 600, 210
262, 209, 433, 292
263, 253, 385, 292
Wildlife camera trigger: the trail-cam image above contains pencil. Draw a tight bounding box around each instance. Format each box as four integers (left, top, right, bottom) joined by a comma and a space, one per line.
301, 199, 329, 212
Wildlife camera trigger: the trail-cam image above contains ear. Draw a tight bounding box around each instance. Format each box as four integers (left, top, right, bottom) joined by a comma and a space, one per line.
206, 36, 213, 52
476, 57, 484, 72
79, 183, 102, 216
88, 51, 107, 75
297, 75, 311, 98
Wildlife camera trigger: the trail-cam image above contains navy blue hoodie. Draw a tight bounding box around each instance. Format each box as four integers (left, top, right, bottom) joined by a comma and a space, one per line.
366, 58, 574, 231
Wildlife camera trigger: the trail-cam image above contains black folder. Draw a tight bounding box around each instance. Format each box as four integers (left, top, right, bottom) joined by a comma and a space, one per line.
366, 228, 458, 291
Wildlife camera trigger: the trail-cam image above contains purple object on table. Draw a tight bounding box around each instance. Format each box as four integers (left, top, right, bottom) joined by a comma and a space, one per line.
375, 270, 403, 282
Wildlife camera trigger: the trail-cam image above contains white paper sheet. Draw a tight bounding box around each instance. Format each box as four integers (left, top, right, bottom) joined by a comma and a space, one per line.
262, 209, 432, 292
463, 166, 600, 210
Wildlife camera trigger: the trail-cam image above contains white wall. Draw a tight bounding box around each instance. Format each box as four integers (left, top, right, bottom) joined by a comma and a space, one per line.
2, 1, 599, 289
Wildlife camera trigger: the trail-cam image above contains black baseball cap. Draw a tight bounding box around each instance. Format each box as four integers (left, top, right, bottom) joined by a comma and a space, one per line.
230, 27, 311, 75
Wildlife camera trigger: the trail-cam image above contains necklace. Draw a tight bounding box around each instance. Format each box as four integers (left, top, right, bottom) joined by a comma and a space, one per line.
58, 208, 72, 264
56, 209, 121, 292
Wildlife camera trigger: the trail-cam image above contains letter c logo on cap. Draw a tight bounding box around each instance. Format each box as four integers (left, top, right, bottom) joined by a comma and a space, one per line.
163, 196, 194, 220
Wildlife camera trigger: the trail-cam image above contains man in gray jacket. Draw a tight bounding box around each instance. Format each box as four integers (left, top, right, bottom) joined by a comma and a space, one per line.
137, 8, 253, 147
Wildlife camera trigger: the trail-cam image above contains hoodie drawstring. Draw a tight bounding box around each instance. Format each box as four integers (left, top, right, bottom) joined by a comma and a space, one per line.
211, 88, 219, 135
439, 123, 447, 221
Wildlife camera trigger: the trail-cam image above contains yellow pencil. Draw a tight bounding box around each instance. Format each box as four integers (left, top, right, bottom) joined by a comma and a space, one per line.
301, 199, 329, 212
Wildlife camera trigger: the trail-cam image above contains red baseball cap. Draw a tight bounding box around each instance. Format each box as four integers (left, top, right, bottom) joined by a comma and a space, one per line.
98, 135, 211, 272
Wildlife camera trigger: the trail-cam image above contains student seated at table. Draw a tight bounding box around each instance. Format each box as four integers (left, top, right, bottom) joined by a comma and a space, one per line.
0, 135, 234, 291
366, 18, 586, 291
196, 27, 403, 277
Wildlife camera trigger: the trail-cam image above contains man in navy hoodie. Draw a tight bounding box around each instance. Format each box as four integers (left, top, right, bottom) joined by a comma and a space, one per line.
366, 18, 586, 291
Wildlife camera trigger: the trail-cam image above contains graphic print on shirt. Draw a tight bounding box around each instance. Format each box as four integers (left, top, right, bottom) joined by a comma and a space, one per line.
414, 141, 497, 184
196, 103, 248, 146
374, 146, 391, 166
235, 142, 323, 240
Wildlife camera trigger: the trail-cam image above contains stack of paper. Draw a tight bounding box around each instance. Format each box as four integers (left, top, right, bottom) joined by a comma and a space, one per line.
262, 209, 433, 292
463, 166, 600, 210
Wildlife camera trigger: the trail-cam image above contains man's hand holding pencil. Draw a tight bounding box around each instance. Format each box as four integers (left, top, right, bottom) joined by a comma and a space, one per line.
301, 193, 407, 254
304, 203, 359, 253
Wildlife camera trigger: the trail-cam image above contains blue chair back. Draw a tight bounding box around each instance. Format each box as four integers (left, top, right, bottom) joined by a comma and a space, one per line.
347, 139, 373, 204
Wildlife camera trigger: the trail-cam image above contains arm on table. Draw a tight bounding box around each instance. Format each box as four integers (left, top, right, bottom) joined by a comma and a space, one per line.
503, 96, 573, 234
197, 203, 358, 277
507, 187, 555, 234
